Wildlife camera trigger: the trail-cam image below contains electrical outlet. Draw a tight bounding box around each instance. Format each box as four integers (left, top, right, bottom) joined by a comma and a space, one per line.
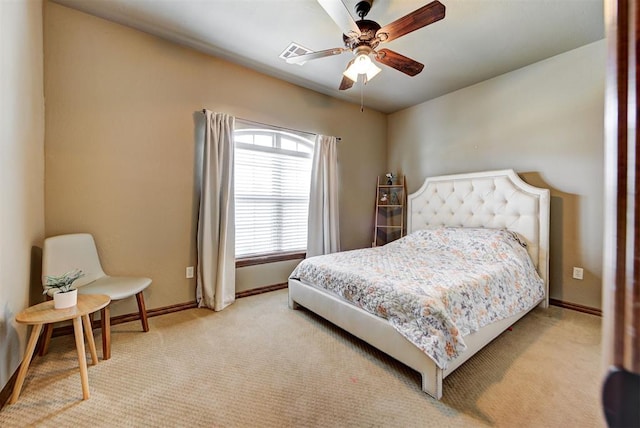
186, 266, 194, 279
572, 267, 584, 280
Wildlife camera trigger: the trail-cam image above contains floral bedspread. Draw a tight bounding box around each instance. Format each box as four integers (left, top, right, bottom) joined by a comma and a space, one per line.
289, 227, 544, 369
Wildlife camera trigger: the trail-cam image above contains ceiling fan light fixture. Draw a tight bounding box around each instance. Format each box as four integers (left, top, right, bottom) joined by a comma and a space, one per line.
343, 53, 381, 82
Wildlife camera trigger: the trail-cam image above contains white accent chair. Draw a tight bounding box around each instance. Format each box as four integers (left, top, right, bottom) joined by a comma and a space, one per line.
40, 233, 151, 359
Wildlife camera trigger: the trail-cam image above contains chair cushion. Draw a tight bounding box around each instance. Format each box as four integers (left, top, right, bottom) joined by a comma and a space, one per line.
77, 276, 151, 301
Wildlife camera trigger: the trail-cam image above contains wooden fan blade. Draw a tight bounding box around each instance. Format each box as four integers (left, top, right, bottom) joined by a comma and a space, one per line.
286, 47, 347, 64
317, 0, 361, 37
377, 1, 445, 43
375, 49, 424, 76
339, 59, 355, 90
339, 75, 355, 90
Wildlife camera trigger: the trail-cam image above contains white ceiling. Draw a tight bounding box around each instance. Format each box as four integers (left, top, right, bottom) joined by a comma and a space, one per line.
53, 0, 604, 113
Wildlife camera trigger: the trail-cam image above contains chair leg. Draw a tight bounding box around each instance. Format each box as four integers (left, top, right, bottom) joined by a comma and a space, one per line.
38, 323, 54, 356
136, 291, 149, 332
101, 306, 111, 360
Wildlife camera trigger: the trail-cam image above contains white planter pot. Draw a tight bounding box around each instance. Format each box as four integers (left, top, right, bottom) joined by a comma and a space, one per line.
53, 289, 78, 309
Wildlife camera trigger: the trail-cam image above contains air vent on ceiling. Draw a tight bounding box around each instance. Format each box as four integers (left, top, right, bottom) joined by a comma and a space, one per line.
279, 42, 313, 65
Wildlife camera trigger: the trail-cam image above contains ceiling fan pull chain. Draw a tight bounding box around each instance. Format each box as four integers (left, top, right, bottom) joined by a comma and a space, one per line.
360, 75, 365, 112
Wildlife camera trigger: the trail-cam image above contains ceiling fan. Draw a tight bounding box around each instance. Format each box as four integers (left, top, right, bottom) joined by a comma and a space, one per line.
284, 0, 446, 90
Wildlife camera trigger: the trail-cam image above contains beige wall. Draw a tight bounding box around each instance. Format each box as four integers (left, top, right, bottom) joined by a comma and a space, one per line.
388, 40, 605, 309
236, 260, 301, 294
43, 2, 386, 316
0, 0, 46, 390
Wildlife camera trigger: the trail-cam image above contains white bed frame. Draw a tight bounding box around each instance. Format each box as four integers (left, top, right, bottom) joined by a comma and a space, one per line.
288, 169, 550, 399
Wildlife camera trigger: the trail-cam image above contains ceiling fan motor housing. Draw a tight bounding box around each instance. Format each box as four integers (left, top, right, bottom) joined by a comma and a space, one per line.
343, 19, 381, 50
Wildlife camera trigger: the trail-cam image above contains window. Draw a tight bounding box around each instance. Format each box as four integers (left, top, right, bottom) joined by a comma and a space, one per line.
234, 127, 313, 259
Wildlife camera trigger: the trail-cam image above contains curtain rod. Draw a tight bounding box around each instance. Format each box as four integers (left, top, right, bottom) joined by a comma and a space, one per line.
201, 109, 341, 141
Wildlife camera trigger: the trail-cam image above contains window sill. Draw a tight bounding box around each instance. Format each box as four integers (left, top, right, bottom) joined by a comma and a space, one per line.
236, 251, 305, 268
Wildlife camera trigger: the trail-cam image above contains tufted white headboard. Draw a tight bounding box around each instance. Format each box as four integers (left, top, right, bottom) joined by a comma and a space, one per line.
407, 169, 550, 305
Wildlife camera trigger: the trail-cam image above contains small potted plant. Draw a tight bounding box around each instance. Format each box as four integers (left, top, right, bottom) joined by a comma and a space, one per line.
43, 269, 84, 309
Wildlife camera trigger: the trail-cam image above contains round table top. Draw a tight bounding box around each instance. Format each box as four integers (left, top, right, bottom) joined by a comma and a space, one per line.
15, 294, 111, 325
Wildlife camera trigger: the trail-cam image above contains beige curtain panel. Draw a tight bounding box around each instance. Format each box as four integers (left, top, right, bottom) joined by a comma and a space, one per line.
196, 111, 236, 311
307, 134, 340, 257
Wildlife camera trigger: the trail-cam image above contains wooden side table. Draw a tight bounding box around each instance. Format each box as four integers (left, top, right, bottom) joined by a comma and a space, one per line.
10, 294, 111, 404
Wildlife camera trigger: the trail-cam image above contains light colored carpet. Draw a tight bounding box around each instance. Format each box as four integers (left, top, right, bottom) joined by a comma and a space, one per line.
0, 289, 605, 427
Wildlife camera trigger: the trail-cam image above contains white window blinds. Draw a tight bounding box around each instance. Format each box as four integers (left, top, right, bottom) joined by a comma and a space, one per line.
234, 127, 313, 258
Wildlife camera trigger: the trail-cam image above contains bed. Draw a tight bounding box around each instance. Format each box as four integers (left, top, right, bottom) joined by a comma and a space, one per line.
288, 169, 549, 399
